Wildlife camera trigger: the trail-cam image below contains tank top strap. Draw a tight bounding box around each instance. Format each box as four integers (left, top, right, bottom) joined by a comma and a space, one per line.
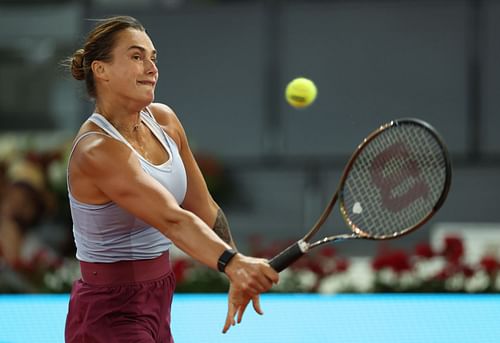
69, 131, 107, 159
140, 107, 178, 154
140, 107, 166, 140
142, 106, 155, 120
88, 113, 136, 149
89, 111, 177, 168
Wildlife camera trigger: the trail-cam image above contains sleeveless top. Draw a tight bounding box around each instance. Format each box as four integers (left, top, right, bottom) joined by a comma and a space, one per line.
67, 108, 187, 263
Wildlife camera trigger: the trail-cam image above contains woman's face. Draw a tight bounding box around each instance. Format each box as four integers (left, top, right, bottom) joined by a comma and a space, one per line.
101, 28, 159, 106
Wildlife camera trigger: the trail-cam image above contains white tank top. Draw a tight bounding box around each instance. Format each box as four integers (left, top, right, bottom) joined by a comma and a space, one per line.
68, 108, 187, 262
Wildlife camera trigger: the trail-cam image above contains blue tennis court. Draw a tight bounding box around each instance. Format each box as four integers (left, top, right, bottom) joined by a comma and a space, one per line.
0, 294, 499, 343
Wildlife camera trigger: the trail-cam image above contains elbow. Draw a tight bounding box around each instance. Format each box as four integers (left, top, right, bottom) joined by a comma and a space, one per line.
158, 208, 198, 244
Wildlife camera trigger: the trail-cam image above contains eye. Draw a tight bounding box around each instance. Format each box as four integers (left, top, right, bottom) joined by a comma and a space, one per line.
151, 56, 158, 64
132, 54, 142, 61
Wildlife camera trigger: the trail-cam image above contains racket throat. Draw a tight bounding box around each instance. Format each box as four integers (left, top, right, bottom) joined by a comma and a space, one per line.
309, 233, 358, 249
297, 239, 310, 253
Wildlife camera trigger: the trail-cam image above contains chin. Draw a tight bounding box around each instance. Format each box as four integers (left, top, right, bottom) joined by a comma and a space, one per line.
140, 93, 155, 106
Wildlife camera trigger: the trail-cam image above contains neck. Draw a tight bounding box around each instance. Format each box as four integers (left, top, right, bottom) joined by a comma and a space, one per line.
95, 101, 143, 136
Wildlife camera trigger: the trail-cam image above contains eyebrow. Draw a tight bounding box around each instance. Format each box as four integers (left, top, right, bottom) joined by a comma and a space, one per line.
127, 45, 157, 55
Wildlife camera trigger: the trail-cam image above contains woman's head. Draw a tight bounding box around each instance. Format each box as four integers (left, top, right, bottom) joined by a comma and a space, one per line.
69, 16, 151, 99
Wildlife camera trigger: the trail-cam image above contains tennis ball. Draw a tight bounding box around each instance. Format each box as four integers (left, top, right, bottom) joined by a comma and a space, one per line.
285, 77, 317, 108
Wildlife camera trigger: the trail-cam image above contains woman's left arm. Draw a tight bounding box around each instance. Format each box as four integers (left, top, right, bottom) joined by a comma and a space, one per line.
150, 103, 266, 332
148, 103, 236, 248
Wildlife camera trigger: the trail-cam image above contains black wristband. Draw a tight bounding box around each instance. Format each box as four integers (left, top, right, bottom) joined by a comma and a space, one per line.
217, 249, 237, 273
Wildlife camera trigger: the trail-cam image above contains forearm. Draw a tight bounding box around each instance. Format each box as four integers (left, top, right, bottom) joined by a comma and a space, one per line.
163, 208, 232, 270
163, 203, 279, 300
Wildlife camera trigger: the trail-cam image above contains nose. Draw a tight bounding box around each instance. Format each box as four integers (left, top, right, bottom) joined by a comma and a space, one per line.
146, 59, 158, 75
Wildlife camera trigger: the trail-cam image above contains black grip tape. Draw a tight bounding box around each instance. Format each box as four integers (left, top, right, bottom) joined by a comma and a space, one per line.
269, 241, 306, 273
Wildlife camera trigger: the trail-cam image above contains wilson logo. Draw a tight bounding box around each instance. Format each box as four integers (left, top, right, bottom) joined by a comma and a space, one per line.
370, 142, 429, 212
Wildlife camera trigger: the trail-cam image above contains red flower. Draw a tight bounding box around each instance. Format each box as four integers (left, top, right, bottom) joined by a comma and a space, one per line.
319, 246, 336, 258
389, 250, 412, 273
435, 262, 473, 280
435, 268, 451, 281
306, 259, 324, 276
461, 265, 475, 278
442, 235, 464, 263
372, 255, 386, 271
480, 256, 499, 275
335, 258, 350, 273
372, 249, 412, 273
415, 242, 434, 259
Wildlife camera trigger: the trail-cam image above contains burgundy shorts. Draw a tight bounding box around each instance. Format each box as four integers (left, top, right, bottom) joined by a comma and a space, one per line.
65, 252, 175, 343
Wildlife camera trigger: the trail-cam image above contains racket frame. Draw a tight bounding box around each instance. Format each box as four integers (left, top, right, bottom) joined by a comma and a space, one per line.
269, 118, 452, 271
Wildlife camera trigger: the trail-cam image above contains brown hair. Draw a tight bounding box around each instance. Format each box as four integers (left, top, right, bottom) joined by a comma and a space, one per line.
68, 16, 145, 98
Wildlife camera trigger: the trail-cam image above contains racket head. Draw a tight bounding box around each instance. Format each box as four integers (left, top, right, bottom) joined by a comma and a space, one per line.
338, 118, 452, 239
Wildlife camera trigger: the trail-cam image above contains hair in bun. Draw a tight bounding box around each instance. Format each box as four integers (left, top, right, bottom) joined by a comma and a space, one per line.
70, 49, 86, 81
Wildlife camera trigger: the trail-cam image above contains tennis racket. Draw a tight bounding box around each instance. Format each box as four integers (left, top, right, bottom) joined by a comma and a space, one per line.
269, 118, 452, 272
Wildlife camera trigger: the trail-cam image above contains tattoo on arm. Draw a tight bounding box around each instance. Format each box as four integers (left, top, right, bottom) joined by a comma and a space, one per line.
213, 208, 235, 247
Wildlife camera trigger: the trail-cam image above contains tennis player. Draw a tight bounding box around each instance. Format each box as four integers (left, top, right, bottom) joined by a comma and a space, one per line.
64, 15, 279, 342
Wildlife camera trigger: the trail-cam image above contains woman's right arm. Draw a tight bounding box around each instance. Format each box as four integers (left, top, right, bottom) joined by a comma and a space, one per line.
70, 134, 278, 294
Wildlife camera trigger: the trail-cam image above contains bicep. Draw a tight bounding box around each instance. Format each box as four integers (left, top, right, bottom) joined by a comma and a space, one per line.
103, 165, 181, 228
76, 140, 185, 232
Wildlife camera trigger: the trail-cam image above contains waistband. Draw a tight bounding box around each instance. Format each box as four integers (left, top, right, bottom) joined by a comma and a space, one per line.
79, 251, 171, 286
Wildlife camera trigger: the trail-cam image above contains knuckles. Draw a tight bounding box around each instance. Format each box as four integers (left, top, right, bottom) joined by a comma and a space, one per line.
229, 255, 279, 293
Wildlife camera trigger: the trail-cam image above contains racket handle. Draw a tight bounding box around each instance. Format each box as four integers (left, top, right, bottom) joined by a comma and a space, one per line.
269, 241, 308, 273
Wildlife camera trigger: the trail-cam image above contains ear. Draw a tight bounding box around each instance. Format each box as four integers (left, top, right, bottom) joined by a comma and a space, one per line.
91, 60, 109, 81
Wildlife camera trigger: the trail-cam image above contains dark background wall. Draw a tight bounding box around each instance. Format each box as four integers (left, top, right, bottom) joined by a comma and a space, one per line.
0, 0, 499, 255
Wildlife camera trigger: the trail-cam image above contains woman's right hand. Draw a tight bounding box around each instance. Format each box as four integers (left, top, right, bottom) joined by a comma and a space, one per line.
221, 254, 279, 332
224, 254, 279, 295
223, 285, 261, 333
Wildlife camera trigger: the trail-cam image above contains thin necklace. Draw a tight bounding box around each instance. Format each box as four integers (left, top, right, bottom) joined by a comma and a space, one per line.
96, 107, 141, 133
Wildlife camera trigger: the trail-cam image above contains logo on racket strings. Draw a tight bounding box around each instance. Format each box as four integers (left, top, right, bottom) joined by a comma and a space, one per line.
370, 142, 429, 212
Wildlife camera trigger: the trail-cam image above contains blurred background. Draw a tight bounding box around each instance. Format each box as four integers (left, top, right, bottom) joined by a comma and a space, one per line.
0, 0, 499, 294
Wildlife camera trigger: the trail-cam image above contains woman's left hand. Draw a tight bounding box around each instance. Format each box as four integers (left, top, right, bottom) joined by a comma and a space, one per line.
223, 284, 264, 333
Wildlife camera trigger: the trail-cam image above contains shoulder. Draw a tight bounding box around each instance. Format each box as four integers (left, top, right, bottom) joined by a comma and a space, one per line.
147, 103, 182, 128
73, 121, 122, 155
71, 123, 134, 175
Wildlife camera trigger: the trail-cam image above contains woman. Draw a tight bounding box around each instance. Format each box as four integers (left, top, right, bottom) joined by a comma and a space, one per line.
64, 16, 279, 342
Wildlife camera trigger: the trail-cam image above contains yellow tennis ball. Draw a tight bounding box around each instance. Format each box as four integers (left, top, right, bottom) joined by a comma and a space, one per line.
285, 77, 317, 108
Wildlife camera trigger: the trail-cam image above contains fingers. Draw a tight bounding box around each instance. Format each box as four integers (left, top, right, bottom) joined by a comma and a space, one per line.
245, 276, 271, 295
245, 263, 279, 295
263, 262, 280, 284
251, 295, 263, 316
223, 292, 267, 333
223, 303, 236, 334
224, 298, 251, 333
257, 269, 275, 290
236, 300, 250, 324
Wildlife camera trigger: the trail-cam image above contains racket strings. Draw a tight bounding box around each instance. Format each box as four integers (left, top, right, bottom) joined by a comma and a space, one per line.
341, 122, 448, 238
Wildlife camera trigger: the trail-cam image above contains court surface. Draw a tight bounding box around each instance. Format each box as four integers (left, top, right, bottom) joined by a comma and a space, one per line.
0, 293, 498, 343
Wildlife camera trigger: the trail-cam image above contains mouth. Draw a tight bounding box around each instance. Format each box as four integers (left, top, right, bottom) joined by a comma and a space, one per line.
137, 80, 156, 87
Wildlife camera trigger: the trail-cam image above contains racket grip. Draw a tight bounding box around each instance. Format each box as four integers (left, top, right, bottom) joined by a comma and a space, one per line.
269, 241, 307, 273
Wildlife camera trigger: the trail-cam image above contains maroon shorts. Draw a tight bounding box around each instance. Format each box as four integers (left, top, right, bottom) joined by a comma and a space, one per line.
65, 252, 175, 343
